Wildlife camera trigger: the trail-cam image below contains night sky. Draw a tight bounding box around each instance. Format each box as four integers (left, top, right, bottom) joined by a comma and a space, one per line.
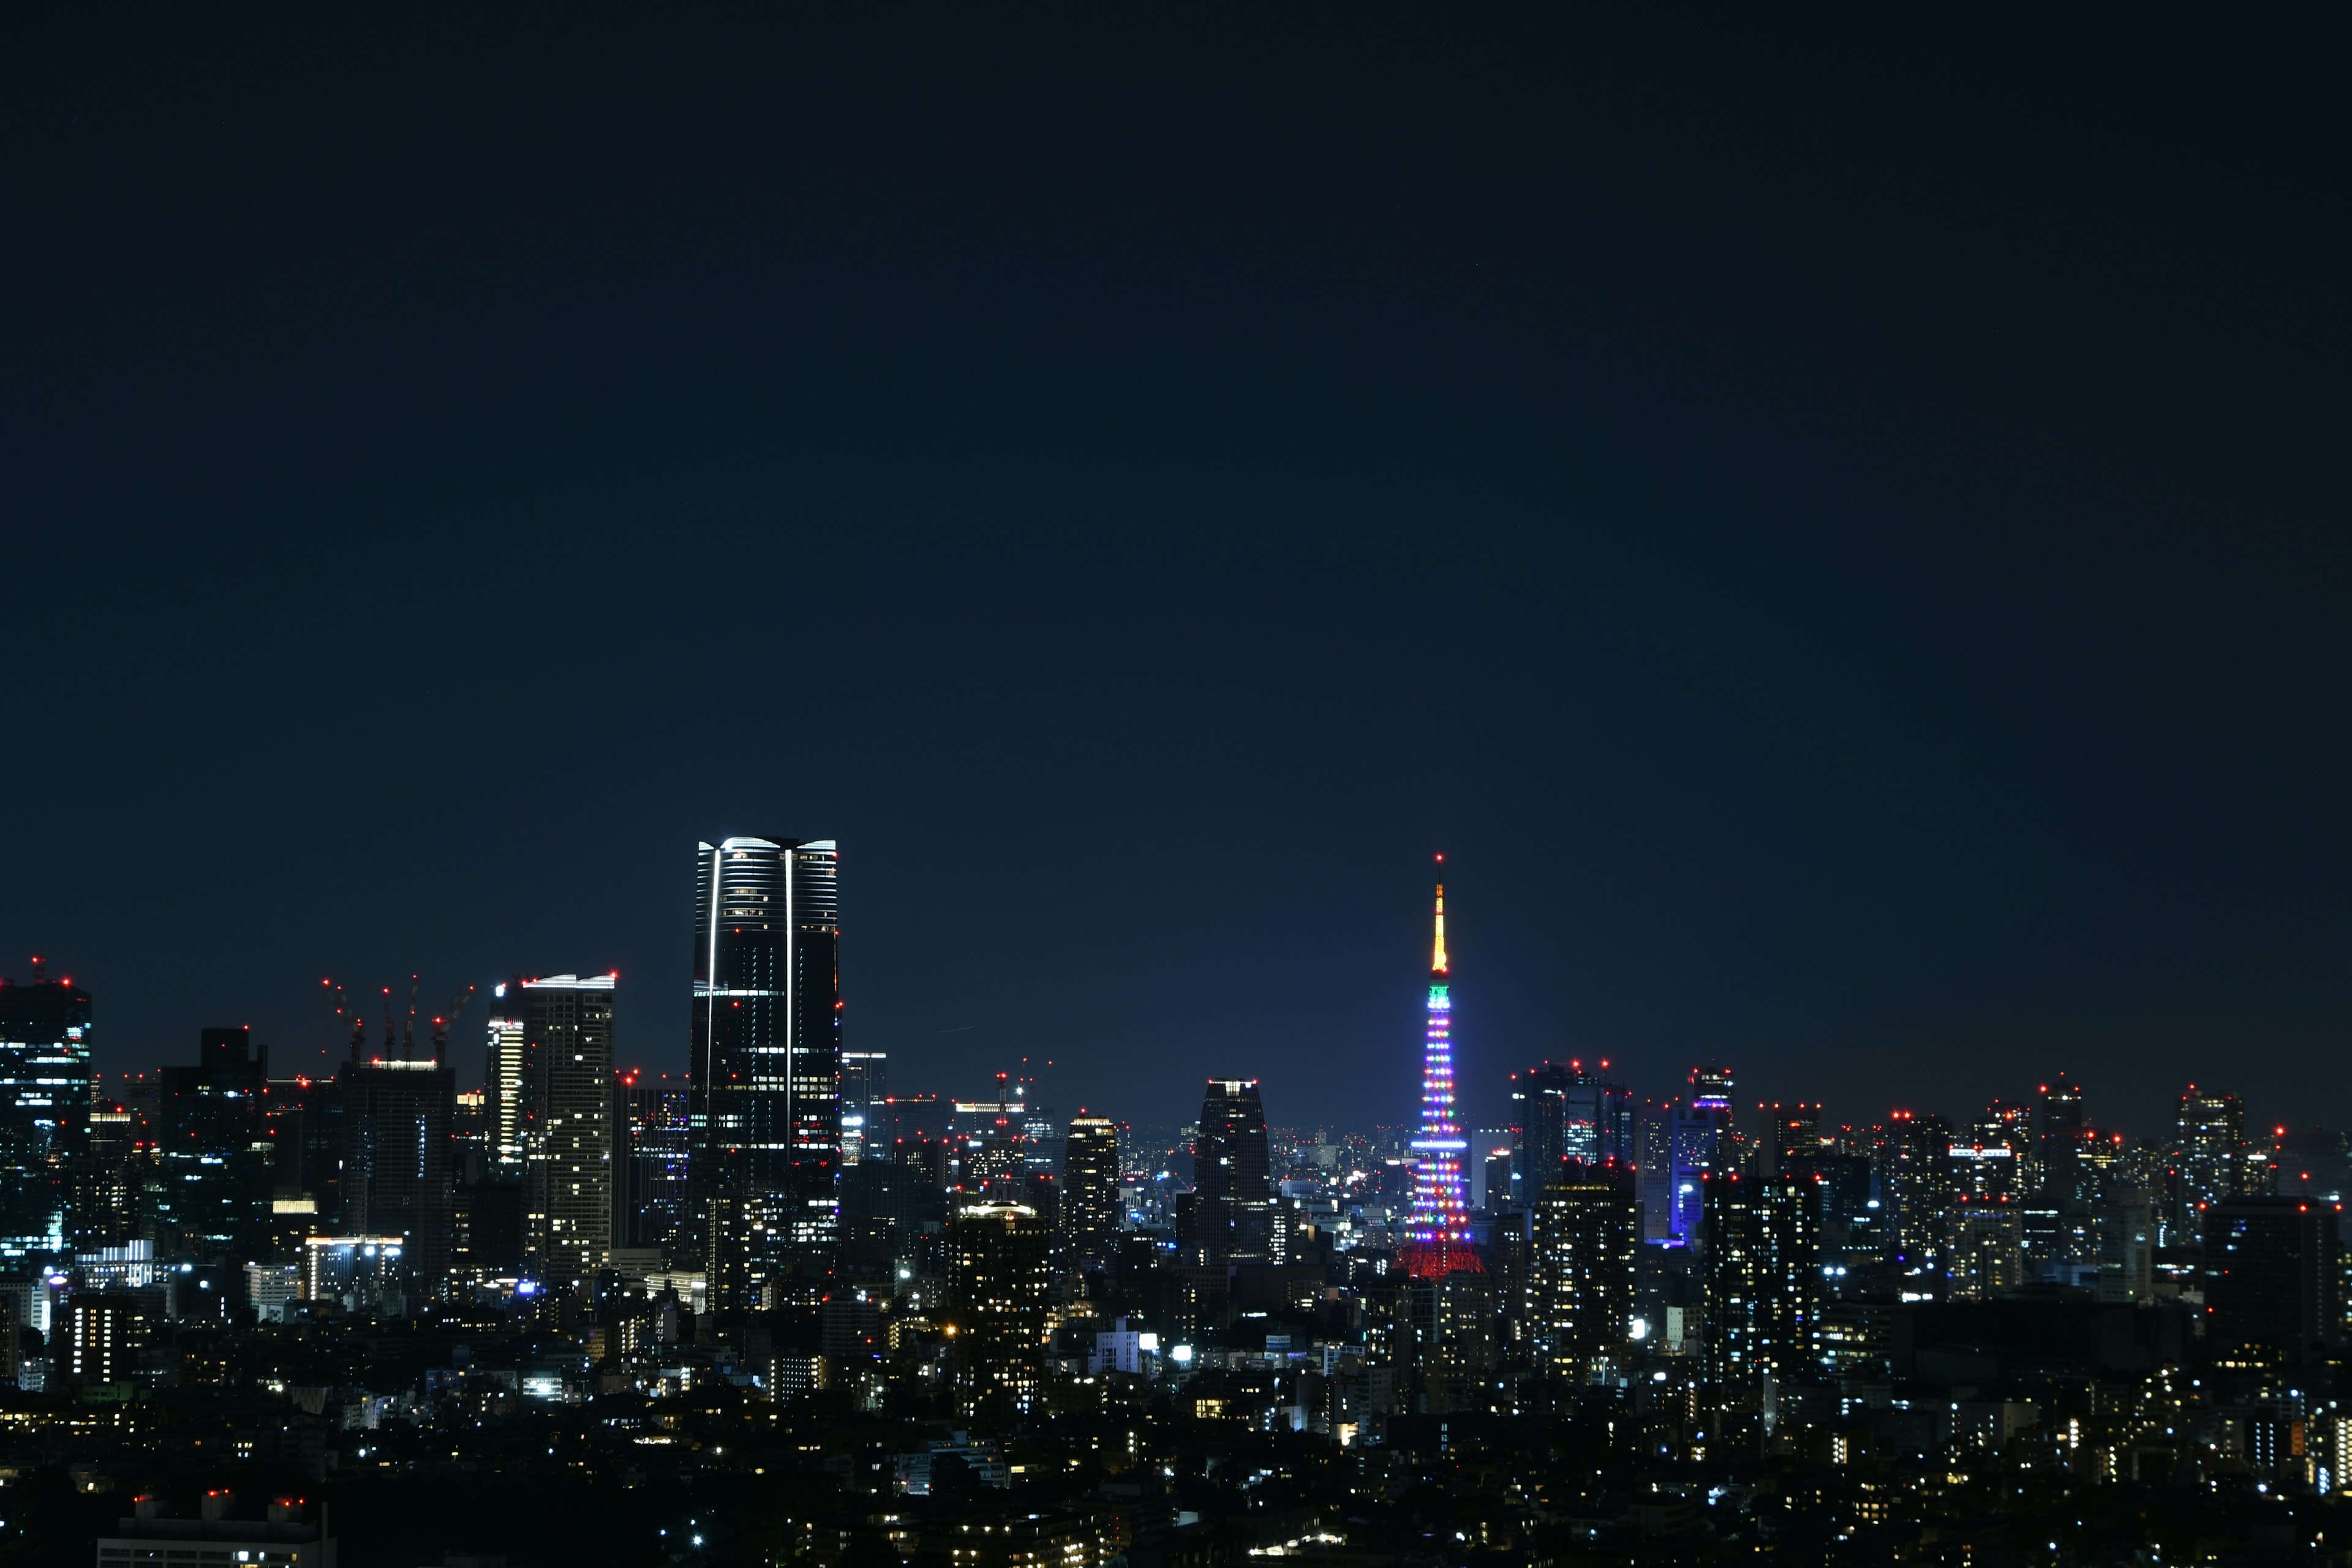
5, 11, 2347, 1142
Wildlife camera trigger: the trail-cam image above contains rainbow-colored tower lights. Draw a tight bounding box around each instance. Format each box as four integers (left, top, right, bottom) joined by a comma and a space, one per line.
1401, 861, 1484, 1279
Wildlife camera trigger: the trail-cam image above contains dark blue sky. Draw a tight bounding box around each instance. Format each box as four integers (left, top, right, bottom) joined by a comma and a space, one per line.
4, 10, 2346, 1140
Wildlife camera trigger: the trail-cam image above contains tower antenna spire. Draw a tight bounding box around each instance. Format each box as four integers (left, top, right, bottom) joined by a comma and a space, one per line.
1402, 855, 1482, 1280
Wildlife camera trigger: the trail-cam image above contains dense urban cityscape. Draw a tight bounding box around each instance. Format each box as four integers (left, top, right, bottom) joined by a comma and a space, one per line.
0, 840, 2345, 1566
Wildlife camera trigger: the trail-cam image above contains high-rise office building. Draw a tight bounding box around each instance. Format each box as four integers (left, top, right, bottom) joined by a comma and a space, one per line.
1513, 1061, 1634, 1198
2037, 1072, 2092, 1201
947, 1200, 1053, 1419
1761, 1102, 1823, 1176
156, 1028, 274, 1264
340, 1043, 456, 1292
80, 1095, 148, 1250
1882, 1109, 1954, 1284
2204, 1196, 2342, 1364
66, 1292, 141, 1388
1402, 876, 1480, 1280
839, 1048, 887, 1166
1660, 1067, 1736, 1246
1702, 1170, 1822, 1392
2097, 1187, 2155, 1305
1814, 1151, 1879, 1267
265, 1074, 344, 1234
1060, 1115, 1120, 1264
1529, 1160, 1637, 1384
1945, 1197, 2025, 1300
689, 837, 842, 1306
1196, 1079, 1273, 1264
0, 961, 92, 1259
520, 973, 615, 1286
1469, 1128, 1512, 1210
613, 1069, 690, 1253
1513, 1063, 1575, 1197
2173, 1087, 2252, 1224
483, 1003, 526, 1170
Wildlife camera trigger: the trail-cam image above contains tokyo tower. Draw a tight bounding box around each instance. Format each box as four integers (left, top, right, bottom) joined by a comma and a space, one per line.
1401, 861, 1484, 1279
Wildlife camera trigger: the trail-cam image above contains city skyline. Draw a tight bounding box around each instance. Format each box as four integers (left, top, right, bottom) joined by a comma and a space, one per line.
4, 10, 2346, 1559
4, 842, 2334, 1147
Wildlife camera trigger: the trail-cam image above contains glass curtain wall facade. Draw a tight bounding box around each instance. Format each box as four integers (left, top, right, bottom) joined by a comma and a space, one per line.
690, 837, 842, 1308
0, 967, 93, 1260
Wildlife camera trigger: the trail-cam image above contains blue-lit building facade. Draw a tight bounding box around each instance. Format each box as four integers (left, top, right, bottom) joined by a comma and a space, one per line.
0, 964, 92, 1261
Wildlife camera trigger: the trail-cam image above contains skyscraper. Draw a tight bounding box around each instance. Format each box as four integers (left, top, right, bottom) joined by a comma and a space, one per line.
947, 1200, 1053, 1420
1529, 1160, 1637, 1384
839, 1047, 887, 1166
1402, 873, 1480, 1280
1195, 1080, 1272, 1262
613, 1069, 690, 1252
483, 1002, 526, 1170
156, 1027, 273, 1264
2173, 1086, 2252, 1225
1661, 1066, 1736, 1246
340, 1034, 456, 1293
1060, 1115, 1120, 1264
2204, 1196, 2342, 1364
1883, 1109, 1955, 1284
1702, 1170, 1822, 1392
519, 973, 616, 1286
1513, 1060, 1633, 1195
0, 960, 92, 1260
690, 837, 843, 1307
2037, 1072, 2091, 1201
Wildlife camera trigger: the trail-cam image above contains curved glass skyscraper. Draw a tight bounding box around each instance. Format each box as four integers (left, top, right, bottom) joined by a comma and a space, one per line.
689, 837, 842, 1307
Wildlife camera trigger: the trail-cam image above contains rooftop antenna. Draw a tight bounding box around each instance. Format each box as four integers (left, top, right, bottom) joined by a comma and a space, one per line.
381, 987, 396, 1058
402, 974, 420, 1061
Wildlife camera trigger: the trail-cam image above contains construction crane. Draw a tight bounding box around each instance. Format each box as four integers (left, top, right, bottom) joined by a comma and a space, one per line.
322, 978, 367, 1065
431, 984, 477, 1065
380, 987, 396, 1059
399, 974, 420, 1061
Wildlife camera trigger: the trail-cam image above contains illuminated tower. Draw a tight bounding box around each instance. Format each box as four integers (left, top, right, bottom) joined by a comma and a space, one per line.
1403, 871, 1482, 1278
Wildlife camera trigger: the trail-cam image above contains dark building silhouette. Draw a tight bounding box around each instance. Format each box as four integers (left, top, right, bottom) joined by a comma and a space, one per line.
340, 1044, 456, 1292
614, 1069, 689, 1251
1513, 1060, 1634, 1207
0, 960, 92, 1256
156, 1027, 273, 1263
454, 1177, 526, 1280
689, 837, 842, 1307
2204, 1196, 2341, 1363
265, 1074, 344, 1235
1194, 1079, 1272, 1263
